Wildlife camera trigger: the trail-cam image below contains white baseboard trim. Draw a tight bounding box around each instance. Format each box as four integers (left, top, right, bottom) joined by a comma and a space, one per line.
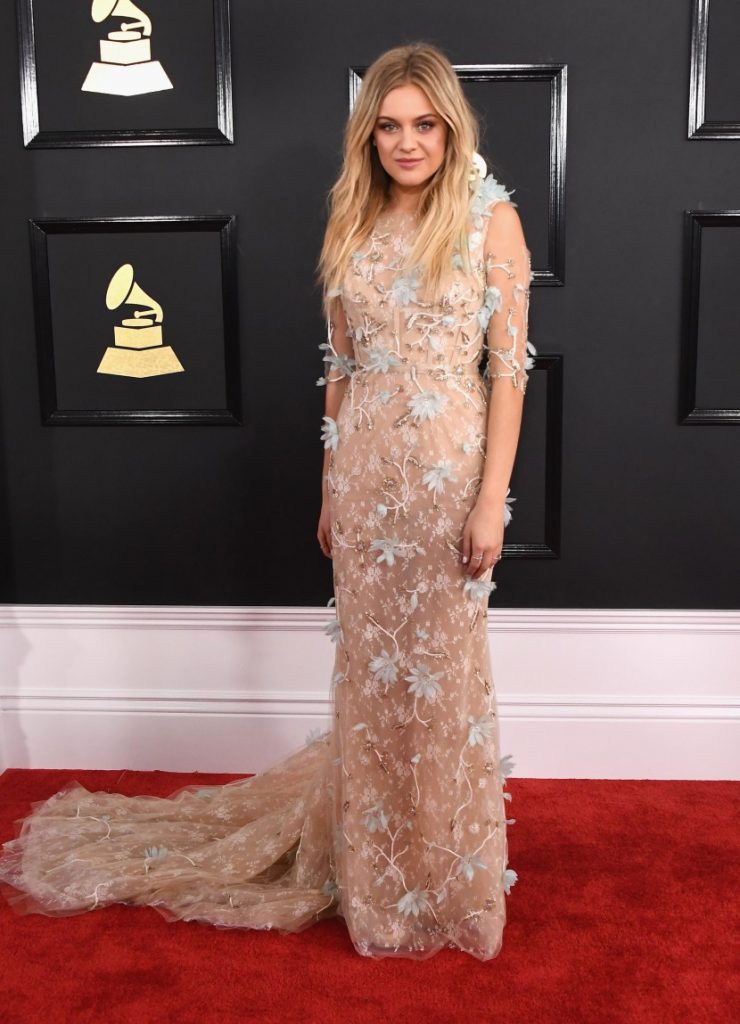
1, 605, 738, 780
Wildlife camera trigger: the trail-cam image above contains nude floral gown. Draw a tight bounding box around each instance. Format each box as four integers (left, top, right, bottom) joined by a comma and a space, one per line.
0, 172, 533, 962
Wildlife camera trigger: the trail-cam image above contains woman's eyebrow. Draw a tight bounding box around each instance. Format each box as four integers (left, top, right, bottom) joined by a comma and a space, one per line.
377, 113, 437, 121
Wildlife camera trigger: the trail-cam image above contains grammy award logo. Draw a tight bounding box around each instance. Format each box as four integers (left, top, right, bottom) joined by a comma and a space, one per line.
81, 0, 173, 97
97, 264, 185, 378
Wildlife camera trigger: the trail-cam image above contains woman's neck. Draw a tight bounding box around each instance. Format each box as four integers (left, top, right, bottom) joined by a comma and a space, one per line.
385, 186, 422, 215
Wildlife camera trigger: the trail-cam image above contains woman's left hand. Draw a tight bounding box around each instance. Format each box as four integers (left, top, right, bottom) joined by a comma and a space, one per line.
461, 499, 504, 580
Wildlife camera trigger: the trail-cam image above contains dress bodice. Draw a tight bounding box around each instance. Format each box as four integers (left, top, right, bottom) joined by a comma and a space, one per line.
319, 173, 535, 398
341, 206, 488, 380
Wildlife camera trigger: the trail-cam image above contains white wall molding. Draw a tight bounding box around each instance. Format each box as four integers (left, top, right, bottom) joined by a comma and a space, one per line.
1, 605, 738, 779
2, 604, 739, 632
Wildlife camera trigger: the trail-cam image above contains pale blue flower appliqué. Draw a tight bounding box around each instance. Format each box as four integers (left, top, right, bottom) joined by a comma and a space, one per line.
144, 846, 168, 873
405, 663, 444, 702
407, 390, 448, 423
470, 172, 516, 228
144, 845, 168, 859
422, 460, 458, 496
369, 536, 404, 566
502, 867, 518, 894
316, 348, 356, 386
389, 269, 420, 305
320, 415, 339, 451
323, 877, 339, 899
324, 615, 343, 644
369, 648, 400, 684
456, 852, 489, 882
364, 344, 403, 374
467, 714, 495, 747
503, 489, 517, 527
499, 753, 516, 781
478, 283, 503, 333
397, 886, 433, 918
361, 803, 390, 833
463, 576, 497, 600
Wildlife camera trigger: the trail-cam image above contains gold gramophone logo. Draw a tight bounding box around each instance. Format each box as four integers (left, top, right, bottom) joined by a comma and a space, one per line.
81, 0, 173, 97
97, 263, 184, 378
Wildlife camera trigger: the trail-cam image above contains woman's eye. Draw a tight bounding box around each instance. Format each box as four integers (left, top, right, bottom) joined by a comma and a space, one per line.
379, 121, 435, 131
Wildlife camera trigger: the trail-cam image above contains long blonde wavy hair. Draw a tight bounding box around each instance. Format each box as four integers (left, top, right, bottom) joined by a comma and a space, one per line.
316, 42, 490, 323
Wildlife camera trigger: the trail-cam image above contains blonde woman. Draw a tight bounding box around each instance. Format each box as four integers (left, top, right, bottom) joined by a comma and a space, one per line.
0, 42, 532, 964
313, 41, 532, 960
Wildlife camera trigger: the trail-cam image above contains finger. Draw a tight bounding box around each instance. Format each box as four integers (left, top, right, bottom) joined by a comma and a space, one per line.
461, 531, 471, 568
471, 550, 487, 580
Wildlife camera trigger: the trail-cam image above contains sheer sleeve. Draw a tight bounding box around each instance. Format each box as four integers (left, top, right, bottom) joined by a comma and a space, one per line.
316, 292, 356, 387
482, 201, 535, 394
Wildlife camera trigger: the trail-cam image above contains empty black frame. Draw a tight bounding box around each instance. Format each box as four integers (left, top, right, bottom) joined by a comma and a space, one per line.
688, 0, 740, 139
680, 210, 740, 424
348, 61, 568, 287
505, 354, 564, 560
17, 0, 234, 148
31, 214, 242, 426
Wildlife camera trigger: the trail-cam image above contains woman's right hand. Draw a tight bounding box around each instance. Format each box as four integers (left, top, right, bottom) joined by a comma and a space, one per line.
317, 497, 333, 558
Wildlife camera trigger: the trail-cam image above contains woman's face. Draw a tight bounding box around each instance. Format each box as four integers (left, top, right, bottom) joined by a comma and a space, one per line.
372, 83, 448, 202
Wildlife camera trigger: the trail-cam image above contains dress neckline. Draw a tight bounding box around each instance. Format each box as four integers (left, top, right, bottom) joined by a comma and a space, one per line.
374, 205, 420, 236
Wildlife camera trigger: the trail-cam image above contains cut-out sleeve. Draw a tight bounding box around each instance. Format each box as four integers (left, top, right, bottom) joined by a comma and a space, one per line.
316, 293, 356, 387
482, 201, 535, 394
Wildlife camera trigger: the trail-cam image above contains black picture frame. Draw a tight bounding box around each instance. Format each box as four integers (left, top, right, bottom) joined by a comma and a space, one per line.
501, 354, 564, 561
688, 0, 740, 139
17, 0, 234, 148
30, 214, 242, 426
680, 210, 740, 424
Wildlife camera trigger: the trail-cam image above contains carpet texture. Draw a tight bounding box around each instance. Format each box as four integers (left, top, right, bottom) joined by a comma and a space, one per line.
0, 768, 737, 1024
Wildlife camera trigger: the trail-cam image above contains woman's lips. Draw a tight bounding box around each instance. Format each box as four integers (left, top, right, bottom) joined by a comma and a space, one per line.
397, 158, 422, 167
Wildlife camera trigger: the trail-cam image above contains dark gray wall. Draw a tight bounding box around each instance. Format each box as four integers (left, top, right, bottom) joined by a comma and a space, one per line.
0, 1, 737, 608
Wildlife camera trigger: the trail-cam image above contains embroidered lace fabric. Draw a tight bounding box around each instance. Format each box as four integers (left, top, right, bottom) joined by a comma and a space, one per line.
0, 174, 532, 962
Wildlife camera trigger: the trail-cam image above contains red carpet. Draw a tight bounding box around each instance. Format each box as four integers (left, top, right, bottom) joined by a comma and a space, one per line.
0, 768, 737, 1024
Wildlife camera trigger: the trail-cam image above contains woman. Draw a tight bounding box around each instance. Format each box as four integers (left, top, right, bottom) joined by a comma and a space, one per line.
0, 42, 532, 962
314, 42, 532, 959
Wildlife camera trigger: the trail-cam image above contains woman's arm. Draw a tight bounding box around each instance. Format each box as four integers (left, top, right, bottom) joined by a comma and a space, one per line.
462, 200, 534, 578
478, 200, 533, 509
318, 296, 355, 501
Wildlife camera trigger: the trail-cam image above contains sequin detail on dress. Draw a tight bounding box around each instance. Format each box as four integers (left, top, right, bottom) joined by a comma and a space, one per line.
0, 174, 531, 963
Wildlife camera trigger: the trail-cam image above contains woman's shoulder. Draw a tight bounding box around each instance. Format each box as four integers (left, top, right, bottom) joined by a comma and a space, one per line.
469, 172, 517, 228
